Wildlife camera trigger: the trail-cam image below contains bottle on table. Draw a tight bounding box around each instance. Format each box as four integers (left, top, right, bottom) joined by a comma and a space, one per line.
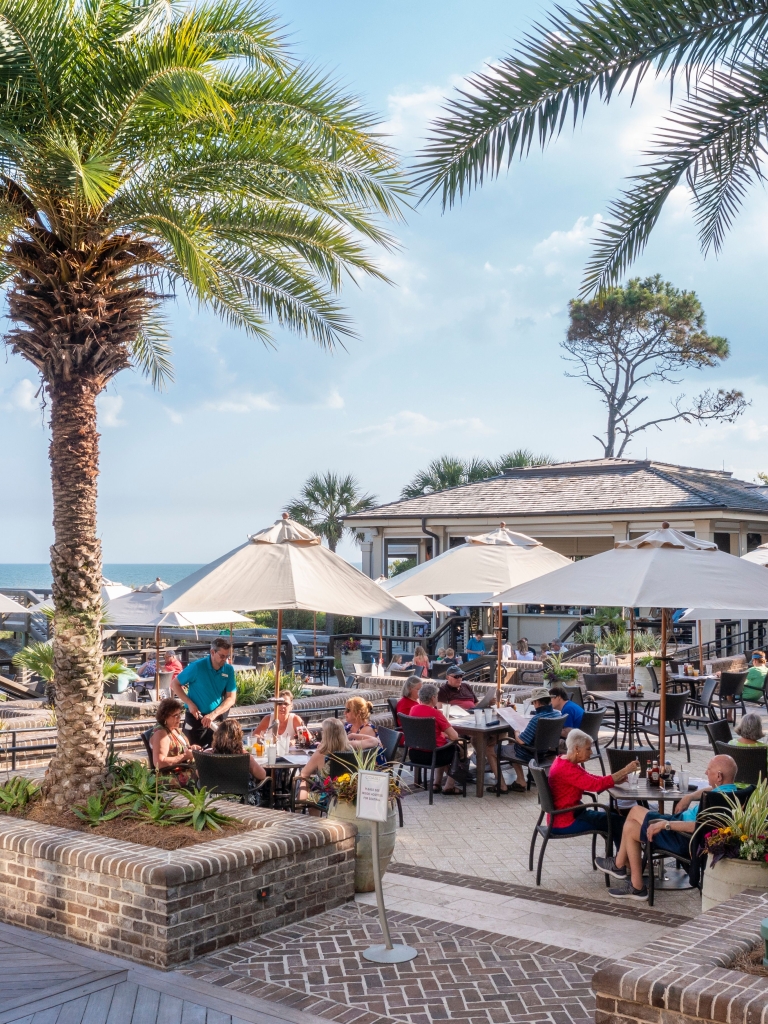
649, 760, 660, 787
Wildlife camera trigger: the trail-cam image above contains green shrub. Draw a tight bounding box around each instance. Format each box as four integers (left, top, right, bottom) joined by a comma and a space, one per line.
235, 668, 304, 705
0, 776, 40, 813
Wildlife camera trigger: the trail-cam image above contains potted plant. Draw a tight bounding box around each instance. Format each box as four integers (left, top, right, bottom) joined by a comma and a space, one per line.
320, 750, 401, 892
701, 781, 768, 911
635, 655, 661, 692
543, 653, 579, 684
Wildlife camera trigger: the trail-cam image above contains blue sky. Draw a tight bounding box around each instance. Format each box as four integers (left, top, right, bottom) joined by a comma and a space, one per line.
2, 0, 768, 565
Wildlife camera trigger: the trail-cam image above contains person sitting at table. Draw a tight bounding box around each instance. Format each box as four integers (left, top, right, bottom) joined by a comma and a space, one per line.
209, 718, 267, 783
254, 692, 306, 743
538, 642, 550, 659
504, 687, 562, 789
344, 695, 386, 765
729, 712, 766, 746
406, 682, 465, 795
549, 640, 564, 654
743, 650, 768, 702
466, 630, 486, 660
403, 645, 430, 676
437, 666, 477, 709
137, 649, 184, 680
436, 647, 447, 661
298, 718, 354, 814
444, 647, 459, 666
386, 654, 403, 671
548, 686, 584, 736
548, 730, 636, 846
150, 697, 200, 785
596, 753, 739, 901
514, 638, 535, 661
396, 676, 422, 721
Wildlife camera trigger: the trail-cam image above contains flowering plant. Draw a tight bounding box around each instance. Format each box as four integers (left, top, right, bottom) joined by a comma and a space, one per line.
309, 748, 404, 804
340, 637, 361, 654
703, 780, 768, 864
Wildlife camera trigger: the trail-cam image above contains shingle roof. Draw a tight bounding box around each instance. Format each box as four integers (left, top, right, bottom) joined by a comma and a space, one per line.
346, 459, 768, 521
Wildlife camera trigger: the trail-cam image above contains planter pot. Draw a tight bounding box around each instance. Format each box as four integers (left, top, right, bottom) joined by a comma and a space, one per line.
702, 856, 768, 912
328, 798, 397, 892
634, 665, 656, 692
340, 653, 358, 676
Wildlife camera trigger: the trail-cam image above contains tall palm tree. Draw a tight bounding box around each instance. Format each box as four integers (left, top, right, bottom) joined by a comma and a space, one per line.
3, 0, 407, 806
401, 450, 555, 498
416, 0, 768, 294
285, 472, 377, 551
493, 449, 555, 472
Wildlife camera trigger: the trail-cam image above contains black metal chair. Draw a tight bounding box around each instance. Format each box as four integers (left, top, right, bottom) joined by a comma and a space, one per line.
646, 666, 659, 692
583, 673, 618, 692
328, 751, 359, 778
684, 677, 719, 730
528, 762, 612, 886
639, 691, 691, 761
399, 714, 465, 804
562, 684, 585, 709
375, 725, 405, 827
606, 746, 658, 778
704, 718, 733, 752
141, 728, 155, 770
192, 751, 251, 802
499, 714, 566, 789
578, 708, 607, 773
717, 672, 748, 722
387, 696, 400, 727
715, 740, 768, 786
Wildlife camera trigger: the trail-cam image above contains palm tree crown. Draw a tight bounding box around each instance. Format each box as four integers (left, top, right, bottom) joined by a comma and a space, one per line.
285, 472, 377, 551
401, 450, 555, 498
416, 0, 768, 294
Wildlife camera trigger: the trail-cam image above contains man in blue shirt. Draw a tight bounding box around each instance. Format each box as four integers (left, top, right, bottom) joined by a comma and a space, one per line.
504, 686, 562, 788
466, 631, 486, 660
171, 637, 238, 746
548, 686, 584, 736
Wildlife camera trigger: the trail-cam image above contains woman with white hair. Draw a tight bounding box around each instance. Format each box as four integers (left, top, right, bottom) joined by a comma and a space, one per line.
729, 712, 766, 746
547, 729, 638, 847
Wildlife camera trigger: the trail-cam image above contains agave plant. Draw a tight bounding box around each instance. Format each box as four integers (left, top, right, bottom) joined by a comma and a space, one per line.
0, 776, 40, 813
169, 787, 235, 832
73, 792, 122, 826
113, 761, 167, 812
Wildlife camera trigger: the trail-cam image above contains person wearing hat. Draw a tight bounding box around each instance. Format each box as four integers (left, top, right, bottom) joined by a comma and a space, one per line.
743, 650, 768, 703
437, 666, 510, 793
503, 687, 562, 789
437, 666, 477, 710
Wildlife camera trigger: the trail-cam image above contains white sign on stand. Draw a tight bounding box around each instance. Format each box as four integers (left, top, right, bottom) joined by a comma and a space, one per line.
356, 770, 418, 965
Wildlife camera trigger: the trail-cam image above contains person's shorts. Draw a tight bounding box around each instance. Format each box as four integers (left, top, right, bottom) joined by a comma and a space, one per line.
640, 811, 690, 857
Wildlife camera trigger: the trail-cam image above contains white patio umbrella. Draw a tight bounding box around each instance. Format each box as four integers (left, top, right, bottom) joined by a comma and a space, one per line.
386, 524, 572, 701
372, 583, 454, 667
742, 544, 768, 567
494, 523, 768, 760
162, 515, 425, 696
105, 591, 251, 697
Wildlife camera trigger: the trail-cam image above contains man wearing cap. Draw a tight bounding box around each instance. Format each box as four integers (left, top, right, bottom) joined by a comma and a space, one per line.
437, 666, 477, 710
504, 687, 562, 788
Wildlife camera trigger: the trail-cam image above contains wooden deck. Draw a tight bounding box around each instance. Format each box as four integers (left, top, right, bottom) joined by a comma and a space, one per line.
0, 923, 327, 1024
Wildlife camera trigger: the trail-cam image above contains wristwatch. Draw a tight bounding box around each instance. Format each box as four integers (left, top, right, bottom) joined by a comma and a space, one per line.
664, 821, 672, 830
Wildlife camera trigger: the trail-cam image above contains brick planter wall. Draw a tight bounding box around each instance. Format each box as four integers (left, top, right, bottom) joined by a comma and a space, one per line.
0, 805, 356, 969
593, 889, 768, 1024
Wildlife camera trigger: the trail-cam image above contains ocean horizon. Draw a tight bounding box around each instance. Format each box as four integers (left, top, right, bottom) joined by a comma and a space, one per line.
0, 564, 204, 590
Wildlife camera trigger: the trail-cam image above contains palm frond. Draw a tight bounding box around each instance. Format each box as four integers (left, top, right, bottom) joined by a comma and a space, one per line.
130, 314, 174, 389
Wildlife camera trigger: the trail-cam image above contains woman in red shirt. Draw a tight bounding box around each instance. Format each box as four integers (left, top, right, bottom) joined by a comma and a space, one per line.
395, 676, 422, 723
547, 730, 638, 848
406, 682, 463, 794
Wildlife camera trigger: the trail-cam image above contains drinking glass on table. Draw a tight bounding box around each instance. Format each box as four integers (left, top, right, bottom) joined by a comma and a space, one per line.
627, 771, 639, 790
679, 769, 690, 791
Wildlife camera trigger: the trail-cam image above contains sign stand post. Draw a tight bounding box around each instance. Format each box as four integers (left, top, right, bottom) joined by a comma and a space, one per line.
356, 770, 418, 964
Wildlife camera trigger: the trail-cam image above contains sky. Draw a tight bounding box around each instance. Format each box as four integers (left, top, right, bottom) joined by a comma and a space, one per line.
2, 0, 768, 567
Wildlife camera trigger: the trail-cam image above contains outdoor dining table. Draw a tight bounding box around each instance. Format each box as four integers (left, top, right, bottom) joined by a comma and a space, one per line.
253, 751, 310, 809
607, 777, 700, 889
451, 717, 511, 798
667, 673, 717, 700
295, 654, 334, 683
587, 690, 660, 750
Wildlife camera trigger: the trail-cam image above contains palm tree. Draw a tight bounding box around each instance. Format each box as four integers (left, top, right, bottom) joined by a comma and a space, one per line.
401, 450, 555, 497
4, 0, 407, 806
284, 472, 377, 552
415, 0, 768, 294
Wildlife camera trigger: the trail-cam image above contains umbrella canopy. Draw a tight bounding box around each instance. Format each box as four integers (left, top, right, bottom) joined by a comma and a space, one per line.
742, 544, 768, 567
135, 577, 171, 593
680, 607, 768, 621
385, 524, 571, 601
105, 591, 251, 628
392, 594, 455, 615
0, 593, 31, 615
162, 515, 426, 623
493, 525, 768, 610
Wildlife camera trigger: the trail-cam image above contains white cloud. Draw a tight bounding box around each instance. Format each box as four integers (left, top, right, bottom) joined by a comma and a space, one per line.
352, 410, 490, 442
324, 389, 344, 410
532, 214, 604, 277
9, 378, 39, 412
98, 395, 125, 428
164, 407, 184, 425
204, 392, 278, 414
382, 84, 453, 152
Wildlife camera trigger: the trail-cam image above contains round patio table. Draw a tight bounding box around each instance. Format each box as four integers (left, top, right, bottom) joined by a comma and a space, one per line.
451, 719, 511, 797
608, 778, 695, 889
253, 752, 310, 809
587, 690, 660, 749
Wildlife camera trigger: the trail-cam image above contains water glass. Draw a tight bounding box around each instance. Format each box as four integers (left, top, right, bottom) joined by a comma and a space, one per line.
266, 743, 277, 766
484, 707, 494, 725
679, 770, 690, 791
276, 733, 290, 757
627, 771, 639, 790
474, 709, 484, 726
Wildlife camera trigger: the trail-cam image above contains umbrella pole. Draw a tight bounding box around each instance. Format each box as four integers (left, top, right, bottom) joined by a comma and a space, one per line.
379, 619, 383, 667
659, 609, 668, 764
495, 603, 503, 705
629, 608, 635, 684
313, 611, 317, 658
154, 624, 161, 701
275, 609, 283, 700
697, 619, 704, 674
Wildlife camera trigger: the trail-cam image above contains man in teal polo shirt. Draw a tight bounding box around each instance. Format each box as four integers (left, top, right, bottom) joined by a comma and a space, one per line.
171, 637, 237, 746
466, 630, 486, 660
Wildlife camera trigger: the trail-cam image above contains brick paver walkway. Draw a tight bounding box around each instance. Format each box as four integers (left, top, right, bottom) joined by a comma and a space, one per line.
181, 903, 604, 1024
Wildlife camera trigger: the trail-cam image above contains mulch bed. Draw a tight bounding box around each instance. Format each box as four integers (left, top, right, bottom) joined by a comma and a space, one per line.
731, 943, 768, 977
11, 802, 254, 850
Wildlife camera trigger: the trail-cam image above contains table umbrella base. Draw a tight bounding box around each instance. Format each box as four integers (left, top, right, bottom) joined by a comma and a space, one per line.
646, 860, 694, 890
362, 944, 419, 963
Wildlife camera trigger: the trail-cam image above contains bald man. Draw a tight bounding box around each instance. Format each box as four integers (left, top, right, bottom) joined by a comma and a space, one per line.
596, 754, 739, 901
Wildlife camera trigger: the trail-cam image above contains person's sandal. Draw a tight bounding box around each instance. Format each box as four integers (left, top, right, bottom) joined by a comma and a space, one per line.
510, 782, 526, 793
441, 785, 460, 795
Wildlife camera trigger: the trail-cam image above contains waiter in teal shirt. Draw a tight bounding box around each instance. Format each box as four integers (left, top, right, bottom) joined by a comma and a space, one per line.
171, 637, 238, 746
466, 630, 486, 660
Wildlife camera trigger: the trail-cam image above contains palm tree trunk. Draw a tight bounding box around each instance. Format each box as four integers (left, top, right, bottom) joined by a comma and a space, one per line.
43, 376, 106, 807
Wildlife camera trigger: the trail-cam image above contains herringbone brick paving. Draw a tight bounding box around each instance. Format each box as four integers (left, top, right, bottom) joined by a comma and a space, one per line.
181, 903, 603, 1024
